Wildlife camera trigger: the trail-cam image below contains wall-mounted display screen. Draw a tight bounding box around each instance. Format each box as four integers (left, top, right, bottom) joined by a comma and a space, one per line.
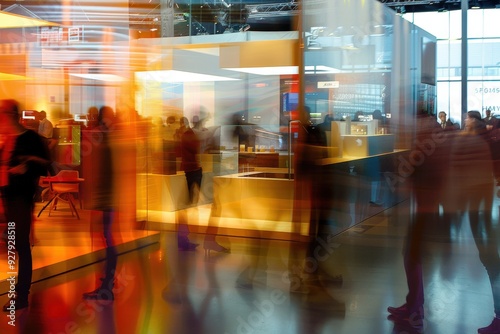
421, 37, 436, 86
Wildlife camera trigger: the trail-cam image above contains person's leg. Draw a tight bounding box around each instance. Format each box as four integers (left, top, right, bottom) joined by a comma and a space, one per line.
178, 172, 194, 241
388, 191, 432, 323
469, 190, 500, 333
304, 167, 342, 285
3, 194, 32, 310
177, 169, 202, 250
102, 210, 117, 286
203, 176, 230, 254
83, 209, 116, 301
402, 213, 425, 312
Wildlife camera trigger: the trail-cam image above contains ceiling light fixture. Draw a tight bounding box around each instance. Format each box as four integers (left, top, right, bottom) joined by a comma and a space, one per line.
396, 5, 406, 15
224, 66, 298, 76
69, 73, 126, 82
136, 70, 239, 82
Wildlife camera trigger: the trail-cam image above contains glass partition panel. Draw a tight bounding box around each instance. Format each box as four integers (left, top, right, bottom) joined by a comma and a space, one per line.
300, 0, 436, 235
134, 35, 296, 225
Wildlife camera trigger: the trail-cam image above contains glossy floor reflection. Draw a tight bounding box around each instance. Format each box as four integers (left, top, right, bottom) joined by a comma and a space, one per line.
0, 202, 159, 292
0, 198, 497, 334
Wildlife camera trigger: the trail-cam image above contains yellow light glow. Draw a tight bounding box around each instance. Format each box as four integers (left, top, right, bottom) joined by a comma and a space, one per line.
0, 11, 60, 29
0, 72, 30, 81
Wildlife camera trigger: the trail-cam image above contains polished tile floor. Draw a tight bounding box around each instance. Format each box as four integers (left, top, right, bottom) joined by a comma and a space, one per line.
0, 197, 498, 334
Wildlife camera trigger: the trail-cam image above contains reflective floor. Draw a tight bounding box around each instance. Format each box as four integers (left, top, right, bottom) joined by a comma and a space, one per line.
0, 197, 498, 334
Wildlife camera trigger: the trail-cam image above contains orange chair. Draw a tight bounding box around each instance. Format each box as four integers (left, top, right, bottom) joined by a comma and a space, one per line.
47, 170, 83, 219
38, 176, 51, 202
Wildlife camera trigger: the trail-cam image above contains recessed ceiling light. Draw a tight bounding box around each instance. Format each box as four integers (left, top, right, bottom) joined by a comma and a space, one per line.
224, 66, 298, 75
69, 73, 125, 82
135, 70, 239, 82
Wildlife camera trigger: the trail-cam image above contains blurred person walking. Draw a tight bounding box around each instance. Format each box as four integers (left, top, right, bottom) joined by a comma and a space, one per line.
177, 110, 228, 253
82, 106, 118, 301
387, 110, 448, 330
0, 99, 50, 311
288, 108, 343, 300
177, 115, 202, 251
448, 111, 499, 334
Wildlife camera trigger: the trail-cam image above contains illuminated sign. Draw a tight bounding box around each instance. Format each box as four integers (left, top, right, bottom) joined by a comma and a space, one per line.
317, 81, 339, 89
68, 27, 80, 42
40, 26, 82, 45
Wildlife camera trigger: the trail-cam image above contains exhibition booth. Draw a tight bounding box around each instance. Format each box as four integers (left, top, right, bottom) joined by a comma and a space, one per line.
0, 0, 436, 292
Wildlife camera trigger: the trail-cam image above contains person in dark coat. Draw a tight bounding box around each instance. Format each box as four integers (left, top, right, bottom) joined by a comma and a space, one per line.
387, 110, 449, 330
82, 106, 117, 301
449, 111, 499, 334
177, 116, 203, 251
0, 99, 50, 311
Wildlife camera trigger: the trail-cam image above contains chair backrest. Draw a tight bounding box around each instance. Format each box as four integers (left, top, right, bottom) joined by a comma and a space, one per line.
55, 170, 79, 180
50, 170, 80, 193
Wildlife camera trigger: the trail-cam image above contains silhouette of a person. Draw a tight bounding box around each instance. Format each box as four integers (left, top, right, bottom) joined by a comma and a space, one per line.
82, 106, 117, 301
0, 99, 49, 311
448, 111, 499, 334
387, 110, 447, 330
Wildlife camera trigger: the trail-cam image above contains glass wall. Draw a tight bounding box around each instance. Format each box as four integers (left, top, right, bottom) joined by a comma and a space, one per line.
404, 8, 500, 127
133, 33, 299, 224
135, 0, 436, 237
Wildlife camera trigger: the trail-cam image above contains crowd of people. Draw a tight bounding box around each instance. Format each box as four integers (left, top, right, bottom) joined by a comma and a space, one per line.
285, 106, 500, 333
2, 100, 500, 334
0, 102, 122, 310
385, 108, 500, 333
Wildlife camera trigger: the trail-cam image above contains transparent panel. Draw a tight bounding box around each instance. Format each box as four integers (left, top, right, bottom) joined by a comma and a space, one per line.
449, 81, 463, 126
437, 81, 450, 116
449, 10, 462, 40
299, 0, 434, 235
483, 9, 500, 38
437, 40, 450, 74
133, 34, 298, 227
468, 9, 484, 38
413, 12, 450, 39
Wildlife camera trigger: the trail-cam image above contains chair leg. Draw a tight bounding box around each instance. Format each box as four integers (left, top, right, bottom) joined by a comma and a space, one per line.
65, 194, 75, 217
40, 188, 50, 202
48, 195, 59, 217
74, 192, 83, 209
45, 192, 80, 219
68, 196, 80, 220
37, 195, 55, 217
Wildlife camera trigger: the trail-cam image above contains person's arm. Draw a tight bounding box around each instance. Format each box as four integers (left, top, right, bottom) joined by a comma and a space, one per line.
18, 155, 50, 166
9, 155, 50, 175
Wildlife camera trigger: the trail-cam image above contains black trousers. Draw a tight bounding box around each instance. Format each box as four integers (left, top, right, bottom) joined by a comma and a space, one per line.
1, 189, 33, 300
185, 168, 202, 205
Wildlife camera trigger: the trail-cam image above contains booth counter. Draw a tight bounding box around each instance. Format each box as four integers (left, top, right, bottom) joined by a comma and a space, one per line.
212, 148, 409, 238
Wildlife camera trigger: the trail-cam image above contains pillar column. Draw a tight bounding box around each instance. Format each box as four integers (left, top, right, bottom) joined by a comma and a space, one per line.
160, 0, 175, 37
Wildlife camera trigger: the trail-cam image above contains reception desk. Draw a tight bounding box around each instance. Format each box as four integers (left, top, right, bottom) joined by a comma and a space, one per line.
136, 153, 237, 212
212, 148, 409, 238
